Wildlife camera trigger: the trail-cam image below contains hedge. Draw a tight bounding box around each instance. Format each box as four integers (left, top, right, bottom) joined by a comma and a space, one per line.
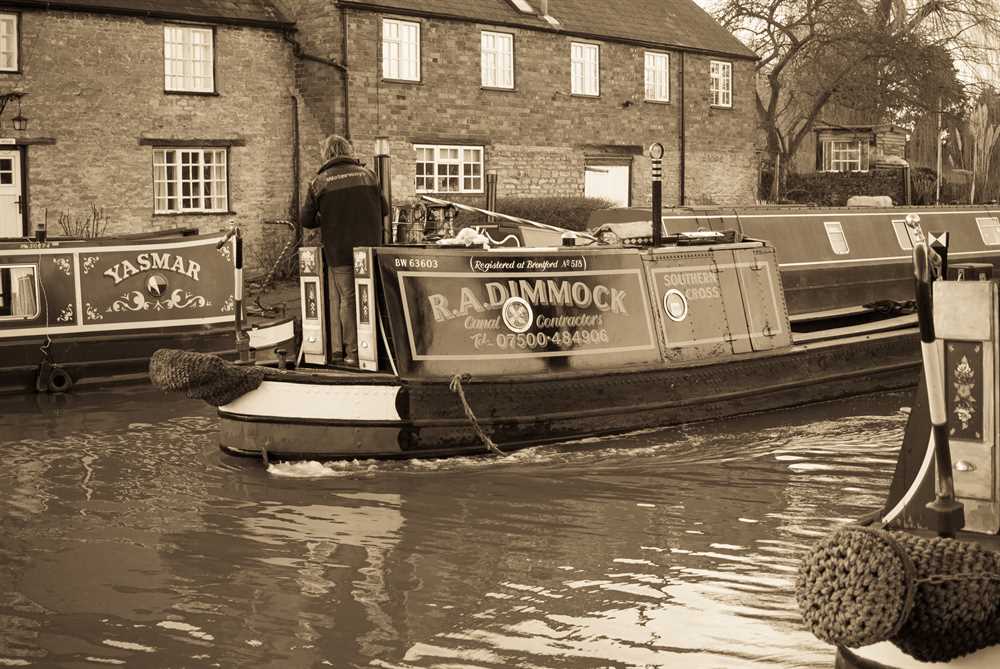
783, 170, 906, 206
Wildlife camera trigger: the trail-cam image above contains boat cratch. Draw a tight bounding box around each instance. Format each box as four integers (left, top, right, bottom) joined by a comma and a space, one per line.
151, 208, 924, 461
1, 230, 238, 395
796, 238, 1000, 668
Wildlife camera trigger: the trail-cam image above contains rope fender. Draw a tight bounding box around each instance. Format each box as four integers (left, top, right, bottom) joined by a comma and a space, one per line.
796, 525, 1000, 662
449, 374, 506, 456
149, 348, 264, 407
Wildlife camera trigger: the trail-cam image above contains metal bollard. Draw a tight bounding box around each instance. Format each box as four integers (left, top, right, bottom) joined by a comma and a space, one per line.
650, 143, 664, 247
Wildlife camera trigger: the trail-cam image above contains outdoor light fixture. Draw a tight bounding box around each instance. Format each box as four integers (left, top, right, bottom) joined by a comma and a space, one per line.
374, 136, 391, 157
11, 97, 26, 131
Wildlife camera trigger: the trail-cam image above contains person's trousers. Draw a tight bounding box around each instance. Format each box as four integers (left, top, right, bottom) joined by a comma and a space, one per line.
327, 265, 357, 359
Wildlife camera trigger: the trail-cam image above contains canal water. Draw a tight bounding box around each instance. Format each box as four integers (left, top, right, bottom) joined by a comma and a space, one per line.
0, 385, 911, 669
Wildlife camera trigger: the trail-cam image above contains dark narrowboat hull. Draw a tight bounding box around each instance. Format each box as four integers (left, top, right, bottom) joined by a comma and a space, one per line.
0, 324, 235, 395
218, 328, 920, 460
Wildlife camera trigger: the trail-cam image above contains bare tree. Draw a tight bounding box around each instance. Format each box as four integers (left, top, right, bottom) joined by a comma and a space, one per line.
715, 0, 998, 198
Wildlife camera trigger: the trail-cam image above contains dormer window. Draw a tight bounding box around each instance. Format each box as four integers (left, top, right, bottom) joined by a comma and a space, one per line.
164, 26, 214, 93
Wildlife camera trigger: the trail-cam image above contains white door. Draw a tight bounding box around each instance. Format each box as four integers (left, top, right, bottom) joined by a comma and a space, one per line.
0, 151, 21, 238
585, 164, 630, 207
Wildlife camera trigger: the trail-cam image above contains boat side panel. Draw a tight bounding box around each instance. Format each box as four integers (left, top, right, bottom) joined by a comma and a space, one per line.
0, 234, 234, 339
375, 247, 661, 376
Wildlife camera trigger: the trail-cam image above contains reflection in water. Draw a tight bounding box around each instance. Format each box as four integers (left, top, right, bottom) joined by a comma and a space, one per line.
0, 385, 909, 668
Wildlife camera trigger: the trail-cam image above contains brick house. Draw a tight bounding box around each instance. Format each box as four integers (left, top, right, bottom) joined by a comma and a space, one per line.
0, 0, 296, 257
280, 0, 758, 211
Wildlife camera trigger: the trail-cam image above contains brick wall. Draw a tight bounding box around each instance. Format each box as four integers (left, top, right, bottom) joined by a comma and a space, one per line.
282, 6, 757, 213
0, 9, 296, 263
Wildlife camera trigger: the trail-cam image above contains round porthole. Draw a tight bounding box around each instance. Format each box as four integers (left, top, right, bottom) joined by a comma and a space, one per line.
663, 289, 688, 322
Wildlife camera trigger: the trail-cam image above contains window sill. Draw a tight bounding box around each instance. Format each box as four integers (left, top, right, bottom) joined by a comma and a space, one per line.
709, 104, 733, 110
415, 191, 485, 196
153, 210, 235, 217
481, 86, 516, 93
570, 93, 601, 99
164, 89, 220, 97
644, 98, 671, 105
0, 68, 22, 75
382, 77, 421, 85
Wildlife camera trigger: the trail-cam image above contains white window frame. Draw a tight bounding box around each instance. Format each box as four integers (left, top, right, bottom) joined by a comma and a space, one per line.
382, 18, 420, 82
164, 25, 215, 93
570, 42, 600, 96
977, 217, 1000, 245
481, 31, 514, 90
891, 219, 923, 250
414, 145, 484, 194
824, 221, 850, 255
153, 148, 229, 214
710, 60, 732, 108
822, 139, 870, 173
0, 264, 40, 320
0, 13, 18, 72
644, 51, 670, 102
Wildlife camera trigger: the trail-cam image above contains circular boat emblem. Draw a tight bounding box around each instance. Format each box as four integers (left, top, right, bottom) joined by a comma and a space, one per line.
146, 274, 169, 297
663, 289, 688, 322
501, 296, 533, 333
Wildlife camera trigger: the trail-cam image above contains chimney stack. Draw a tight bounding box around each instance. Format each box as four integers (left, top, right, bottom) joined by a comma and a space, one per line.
540, 0, 549, 16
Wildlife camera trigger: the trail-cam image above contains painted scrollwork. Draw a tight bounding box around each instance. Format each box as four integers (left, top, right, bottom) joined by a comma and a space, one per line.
106, 289, 210, 313
57, 303, 74, 322
82, 256, 100, 275
84, 303, 103, 321
217, 244, 232, 262
220, 295, 234, 313
952, 354, 977, 431
52, 257, 72, 276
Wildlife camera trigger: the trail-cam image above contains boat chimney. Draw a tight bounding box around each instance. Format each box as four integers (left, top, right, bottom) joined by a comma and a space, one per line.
649, 143, 664, 246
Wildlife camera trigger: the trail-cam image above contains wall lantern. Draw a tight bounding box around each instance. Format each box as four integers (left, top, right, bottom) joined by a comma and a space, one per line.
374, 135, 391, 157
11, 97, 27, 131
0, 91, 25, 131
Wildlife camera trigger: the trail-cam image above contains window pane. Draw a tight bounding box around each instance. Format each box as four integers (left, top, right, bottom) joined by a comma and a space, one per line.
164, 26, 214, 92
482, 31, 513, 89
0, 15, 17, 71
645, 52, 669, 101
0, 266, 38, 318
383, 19, 420, 81
824, 222, 850, 255
571, 43, 598, 95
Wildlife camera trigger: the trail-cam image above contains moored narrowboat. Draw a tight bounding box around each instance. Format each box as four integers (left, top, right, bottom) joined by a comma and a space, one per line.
590, 204, 1000, 317
1, 230, 239, 394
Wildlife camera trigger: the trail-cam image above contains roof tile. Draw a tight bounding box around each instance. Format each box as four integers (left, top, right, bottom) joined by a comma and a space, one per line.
343, 0, 755, 59
11, 0, 292, 28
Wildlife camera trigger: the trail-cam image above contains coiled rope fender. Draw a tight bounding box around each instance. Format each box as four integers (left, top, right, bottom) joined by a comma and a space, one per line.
149, 348, 264, 407
449, 374, 505, 456
796, 525, 1000, 662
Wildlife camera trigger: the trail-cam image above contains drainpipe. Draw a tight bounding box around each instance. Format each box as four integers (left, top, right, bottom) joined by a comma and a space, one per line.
281, 29, 349, 139
291, 91, 301, 231
341, 6, 351, 139
678, 52, 686, 206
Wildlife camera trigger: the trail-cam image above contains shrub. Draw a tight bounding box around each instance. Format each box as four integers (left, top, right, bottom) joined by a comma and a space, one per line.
468, 196, 616, 232
56, 203, 110, 238
784, 170, 906, 206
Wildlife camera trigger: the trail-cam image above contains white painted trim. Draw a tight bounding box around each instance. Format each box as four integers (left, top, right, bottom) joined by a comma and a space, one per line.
881, 432, 936, 528
850, 639, 1000, 667
659, 209, 999, 220
0, 233, 227, 256
220, 380, 402, 422
0, 314, 232, 339
72, 252, 83, 326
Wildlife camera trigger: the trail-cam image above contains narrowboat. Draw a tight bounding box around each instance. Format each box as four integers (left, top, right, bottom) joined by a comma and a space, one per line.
796, 240, 1000, 668
1, 229, 239, 395
589, 204, 1000, 317
151, 209, 926, 461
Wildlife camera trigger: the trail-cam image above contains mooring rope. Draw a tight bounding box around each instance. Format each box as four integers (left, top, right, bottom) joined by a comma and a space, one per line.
449, 374, 506, 456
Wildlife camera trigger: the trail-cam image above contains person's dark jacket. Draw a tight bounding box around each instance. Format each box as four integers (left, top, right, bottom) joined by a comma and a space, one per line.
300, 157, 388, 267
